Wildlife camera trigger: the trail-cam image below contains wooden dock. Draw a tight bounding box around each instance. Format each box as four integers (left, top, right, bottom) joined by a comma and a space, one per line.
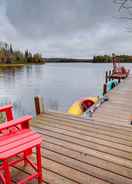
12, 75, 132, 184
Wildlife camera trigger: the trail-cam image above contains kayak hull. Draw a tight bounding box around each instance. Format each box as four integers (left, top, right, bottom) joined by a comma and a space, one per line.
68, 96, 99, 116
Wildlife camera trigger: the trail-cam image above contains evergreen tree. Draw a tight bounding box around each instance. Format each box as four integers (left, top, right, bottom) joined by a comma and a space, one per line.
9, 44, 13, 54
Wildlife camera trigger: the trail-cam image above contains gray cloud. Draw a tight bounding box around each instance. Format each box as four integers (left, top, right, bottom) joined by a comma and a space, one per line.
5, 0, 116, 38
0, 0, 132, 58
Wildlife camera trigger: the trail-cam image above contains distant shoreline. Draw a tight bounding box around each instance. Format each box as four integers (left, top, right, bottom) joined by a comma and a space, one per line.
44, 58, 93, 63
45, 58, 132, 63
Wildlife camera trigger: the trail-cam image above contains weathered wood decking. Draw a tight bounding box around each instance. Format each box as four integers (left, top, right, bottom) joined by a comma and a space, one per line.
12, 75, 132, 184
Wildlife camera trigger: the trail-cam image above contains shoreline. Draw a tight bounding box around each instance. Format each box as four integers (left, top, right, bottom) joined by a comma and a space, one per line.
0, 64, 25, 68
0, 63, 45, 68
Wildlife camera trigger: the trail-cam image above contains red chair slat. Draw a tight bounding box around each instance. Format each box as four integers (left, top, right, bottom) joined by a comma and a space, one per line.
0, 134, 41, 159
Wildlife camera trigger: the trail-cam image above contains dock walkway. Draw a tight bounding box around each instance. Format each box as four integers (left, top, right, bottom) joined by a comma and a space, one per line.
13, 75, 132, 184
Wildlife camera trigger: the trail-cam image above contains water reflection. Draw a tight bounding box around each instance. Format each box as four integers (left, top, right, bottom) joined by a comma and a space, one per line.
25, 65, 33, 79
48, 98, 59, 111
0, 63, 131, 117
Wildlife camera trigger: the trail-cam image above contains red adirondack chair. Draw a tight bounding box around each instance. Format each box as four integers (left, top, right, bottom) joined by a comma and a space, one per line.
0, 105, 43, 184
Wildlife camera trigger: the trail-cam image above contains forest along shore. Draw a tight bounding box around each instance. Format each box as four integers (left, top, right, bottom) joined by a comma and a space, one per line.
45, 55, 132, 63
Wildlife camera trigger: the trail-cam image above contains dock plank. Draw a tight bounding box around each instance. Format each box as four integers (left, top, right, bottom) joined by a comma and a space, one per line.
37, 116, 132, 146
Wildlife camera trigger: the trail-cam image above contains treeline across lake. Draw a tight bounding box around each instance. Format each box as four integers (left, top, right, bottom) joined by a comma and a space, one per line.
45, 55, 132, 63
93, 55, 132, 63
0, 42, 45, 65
45, 58, 93, 63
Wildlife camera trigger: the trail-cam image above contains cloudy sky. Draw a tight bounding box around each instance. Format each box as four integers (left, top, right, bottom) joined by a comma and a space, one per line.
0, 0, 132, 58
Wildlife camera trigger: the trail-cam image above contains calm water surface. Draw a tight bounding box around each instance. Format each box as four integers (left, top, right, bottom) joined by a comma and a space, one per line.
0, 63, 132, 117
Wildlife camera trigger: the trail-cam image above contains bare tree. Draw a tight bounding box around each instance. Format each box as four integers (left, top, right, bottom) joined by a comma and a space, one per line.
114, 0, 129, 10
113, 0, 132, 19
113, 0, 132, 32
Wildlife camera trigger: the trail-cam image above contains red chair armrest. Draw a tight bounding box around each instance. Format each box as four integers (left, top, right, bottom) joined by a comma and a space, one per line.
0, 104, 13, 121
0, 115, 32, 131
0, 104, 13, 113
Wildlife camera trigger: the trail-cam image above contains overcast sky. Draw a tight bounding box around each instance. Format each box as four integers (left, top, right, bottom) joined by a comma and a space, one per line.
0, 0, 132, 58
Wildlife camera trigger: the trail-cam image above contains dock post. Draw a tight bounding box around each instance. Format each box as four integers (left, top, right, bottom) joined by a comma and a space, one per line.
105, 71, 108, 83
103, 83, 107, 96
34, 96, 44, 115
109, 70, 111, 81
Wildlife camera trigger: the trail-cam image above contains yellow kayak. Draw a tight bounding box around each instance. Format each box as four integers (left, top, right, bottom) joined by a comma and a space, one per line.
68, 96, 99, 116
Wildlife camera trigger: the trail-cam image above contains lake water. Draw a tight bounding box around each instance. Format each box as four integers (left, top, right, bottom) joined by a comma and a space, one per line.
0, 63, 132, 117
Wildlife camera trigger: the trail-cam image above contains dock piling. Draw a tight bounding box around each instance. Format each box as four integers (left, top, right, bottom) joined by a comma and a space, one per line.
34, 96, 44, 115
105, 71, 108, 83
103, 83, 107, 96
109, 70, 111, 81
118, 78, 121, 83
